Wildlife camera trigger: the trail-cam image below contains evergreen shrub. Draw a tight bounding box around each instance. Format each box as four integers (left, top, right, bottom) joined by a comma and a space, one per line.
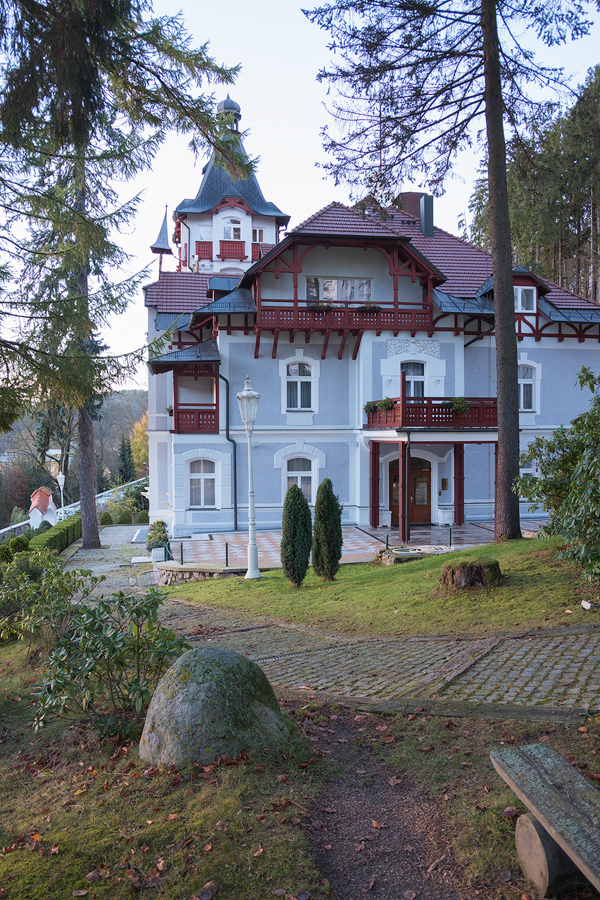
136, 510, 149, 524
0, 544, 13, 565
118, 509, 133, 525
9, 536, 29, 554
100, 512, 113, 526
146, 520, 169, 554
280, 484, 312, 588
312, 478, 343, 580
28, 515, 82, 554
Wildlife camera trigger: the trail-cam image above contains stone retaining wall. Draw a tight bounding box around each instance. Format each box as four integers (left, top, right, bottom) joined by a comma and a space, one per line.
156, 563, 244, 586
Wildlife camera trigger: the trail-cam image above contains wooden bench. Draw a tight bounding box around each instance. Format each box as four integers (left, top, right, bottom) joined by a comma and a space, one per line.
491, 743, 600, 897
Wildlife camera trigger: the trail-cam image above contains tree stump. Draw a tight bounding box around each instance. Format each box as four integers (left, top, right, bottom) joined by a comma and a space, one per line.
439, 558, 502, 592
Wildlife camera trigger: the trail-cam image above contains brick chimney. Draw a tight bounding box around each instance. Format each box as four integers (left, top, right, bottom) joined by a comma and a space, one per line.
399, 191, 434, 237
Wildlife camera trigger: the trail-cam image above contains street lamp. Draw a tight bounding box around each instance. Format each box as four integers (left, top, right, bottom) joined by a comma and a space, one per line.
237, 375, 261, 579
57, 471, 65, 521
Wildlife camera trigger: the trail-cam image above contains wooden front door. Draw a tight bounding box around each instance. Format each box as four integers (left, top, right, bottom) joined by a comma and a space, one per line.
389, 460, 399, 526
410, 459, 431, 524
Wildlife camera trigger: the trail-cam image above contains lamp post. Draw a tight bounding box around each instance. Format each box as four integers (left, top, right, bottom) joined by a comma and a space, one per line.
237, 376, 261, 579
57, 471, 65, 521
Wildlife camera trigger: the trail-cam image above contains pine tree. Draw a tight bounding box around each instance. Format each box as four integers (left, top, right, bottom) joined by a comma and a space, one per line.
311, 478, 343, 581
0, 2, 250, 547
306, 0, 597, 540
118, 437, 136, 484
280, 485, 312, 588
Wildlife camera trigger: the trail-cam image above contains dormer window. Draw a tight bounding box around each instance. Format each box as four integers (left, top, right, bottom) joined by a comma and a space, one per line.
514, 286, 535, 312
223, 218, 241, 240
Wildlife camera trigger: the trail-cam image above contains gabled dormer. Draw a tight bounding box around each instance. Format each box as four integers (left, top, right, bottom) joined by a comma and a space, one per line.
173, 98, 289, 275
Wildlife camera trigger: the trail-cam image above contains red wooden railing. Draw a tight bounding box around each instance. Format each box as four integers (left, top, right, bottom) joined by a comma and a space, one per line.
195, 241, 213, 260
174, 405, 218, 433
257, 301, 432, 332
252, 242, 261, 261
365, 396, 497, 429
218, 240, 247, 260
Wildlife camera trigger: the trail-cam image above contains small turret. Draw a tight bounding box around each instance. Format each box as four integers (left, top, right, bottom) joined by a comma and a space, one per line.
217, 95, 242, 132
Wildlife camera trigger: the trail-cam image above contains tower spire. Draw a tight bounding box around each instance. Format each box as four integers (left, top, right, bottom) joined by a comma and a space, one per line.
150, 206, 173, 272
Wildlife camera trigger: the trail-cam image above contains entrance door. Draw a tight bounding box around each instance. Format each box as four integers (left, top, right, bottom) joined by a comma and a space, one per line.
410, 459, 431, 524
389, 460, 399, 525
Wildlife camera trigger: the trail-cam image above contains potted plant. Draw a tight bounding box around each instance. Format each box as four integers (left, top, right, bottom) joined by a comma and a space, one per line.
308, 302, 333, 313
363, 400, 378, 414
442, 397, 470, 414
357, 301, 382, 313
377, 397, 394, 412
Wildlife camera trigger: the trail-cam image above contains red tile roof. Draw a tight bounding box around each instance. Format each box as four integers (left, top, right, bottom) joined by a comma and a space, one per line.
29, 486, 54, 515
291, 202, 401, 239
144, 272, 212, 314
543, 281, 599, 310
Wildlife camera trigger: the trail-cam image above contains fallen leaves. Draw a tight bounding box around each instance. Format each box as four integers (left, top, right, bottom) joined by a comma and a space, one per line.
388, 775, 402, 787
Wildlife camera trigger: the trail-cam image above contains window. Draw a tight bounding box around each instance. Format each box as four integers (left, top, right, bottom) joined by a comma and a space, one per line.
252, 228, 264, 242
401, 361, 425, 397
287, 458, 313, 502
287, 362, 312, 409
189, 459, 216, 507
514, 286, 535, 312
306, 276, 371, 305
518, 365, 534, 411
223, 218, 241, 240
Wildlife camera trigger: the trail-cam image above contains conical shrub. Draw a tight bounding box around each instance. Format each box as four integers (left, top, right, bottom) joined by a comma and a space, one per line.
280, 484, 312, 588
312, 478, 343, 580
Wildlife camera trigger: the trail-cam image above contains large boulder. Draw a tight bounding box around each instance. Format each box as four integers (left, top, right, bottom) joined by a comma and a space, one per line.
139, 647, 288, 768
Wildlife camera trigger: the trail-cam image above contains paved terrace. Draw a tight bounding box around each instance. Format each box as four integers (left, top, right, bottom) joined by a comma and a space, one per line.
63, 522, 600, 725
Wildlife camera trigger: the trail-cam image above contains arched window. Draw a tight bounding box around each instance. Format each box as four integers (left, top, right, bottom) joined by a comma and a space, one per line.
518, 365, 534, 411
286, 361, 312, 410
287, 457, 313, 502
223, 217, 241, 240
189, 459, 216, 507
401, 361, 425, 397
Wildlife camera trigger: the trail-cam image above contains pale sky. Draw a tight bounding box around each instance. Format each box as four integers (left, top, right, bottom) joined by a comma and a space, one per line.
108, 0, 600, 385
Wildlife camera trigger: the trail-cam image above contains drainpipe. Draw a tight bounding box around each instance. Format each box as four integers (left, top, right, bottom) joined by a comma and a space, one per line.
406, 431, 411, 542
216, 370, 238, 530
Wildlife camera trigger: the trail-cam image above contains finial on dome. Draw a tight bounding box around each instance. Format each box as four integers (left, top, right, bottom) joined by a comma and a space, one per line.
217, 95, 241, 131
150, 206, 173, 271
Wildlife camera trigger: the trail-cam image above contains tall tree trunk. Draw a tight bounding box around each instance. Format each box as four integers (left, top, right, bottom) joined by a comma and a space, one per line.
78, 405, 100, 547
481, 0, 521, 540
74, 152, 101, 549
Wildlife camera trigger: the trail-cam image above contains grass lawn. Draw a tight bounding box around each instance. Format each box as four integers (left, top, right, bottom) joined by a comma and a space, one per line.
170, 536, 600, 637
0, 643, 328, 900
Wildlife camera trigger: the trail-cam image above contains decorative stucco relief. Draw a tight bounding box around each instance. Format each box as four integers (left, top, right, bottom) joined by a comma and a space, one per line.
386, 339, 440, 359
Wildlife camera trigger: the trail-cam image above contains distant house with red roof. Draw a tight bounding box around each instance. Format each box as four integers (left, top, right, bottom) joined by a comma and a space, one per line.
143, 100, 600, 541
29, 487, 58, 529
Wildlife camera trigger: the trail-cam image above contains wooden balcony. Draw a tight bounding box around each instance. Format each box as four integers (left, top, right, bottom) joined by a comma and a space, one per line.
195, 241, 213, 260
218, 240, 247, 261
365, 395, 498, 430
257, 300, 432, 333
173, 405, 218, 433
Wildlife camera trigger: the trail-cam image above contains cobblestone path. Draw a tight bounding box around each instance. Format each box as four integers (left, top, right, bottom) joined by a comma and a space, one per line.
64, 525, 600, 723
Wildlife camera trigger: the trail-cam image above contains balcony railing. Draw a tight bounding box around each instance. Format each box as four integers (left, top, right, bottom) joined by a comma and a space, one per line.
218, 240, 247, 261
174, 405, 218, 433
195, 241, 213, 260
257, 300, 432, 332
365, 396, 498, 430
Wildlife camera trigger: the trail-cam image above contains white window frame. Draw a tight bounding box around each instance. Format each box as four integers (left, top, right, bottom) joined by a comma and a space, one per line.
514, 286, 536, 313
274, 443, 326, 507
223, 217, 241, 241
252, 228, 264, 243
517, 354, 541, 415
518, 365, 535, 411
401, 361, 426, 398
189, 459, 217, 508
286, 361, 313, 410
279, 351, 320, 418
286, 457, 314, 503
305, 276, 372, 305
